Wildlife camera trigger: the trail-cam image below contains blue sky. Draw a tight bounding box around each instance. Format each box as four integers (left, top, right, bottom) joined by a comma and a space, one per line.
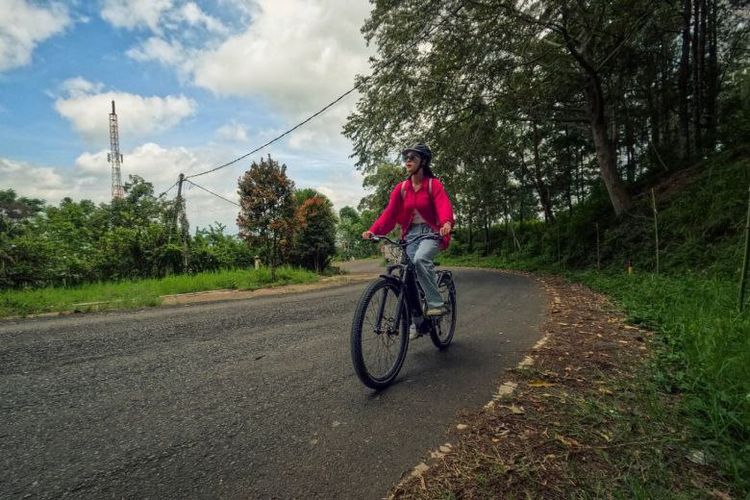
0, 0, 372, 230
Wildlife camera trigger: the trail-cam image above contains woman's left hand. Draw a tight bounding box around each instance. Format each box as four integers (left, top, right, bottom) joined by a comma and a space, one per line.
439, 222, 452, 237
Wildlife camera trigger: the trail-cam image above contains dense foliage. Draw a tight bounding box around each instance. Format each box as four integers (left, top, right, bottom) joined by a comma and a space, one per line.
0, 178, 257, 289
1, 156, 340, 289
345, 0, 748, 237
237, 155, 297, 276
236, 157, 338, 274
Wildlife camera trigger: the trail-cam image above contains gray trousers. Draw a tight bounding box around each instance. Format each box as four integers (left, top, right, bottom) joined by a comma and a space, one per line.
405, 223, 442, 309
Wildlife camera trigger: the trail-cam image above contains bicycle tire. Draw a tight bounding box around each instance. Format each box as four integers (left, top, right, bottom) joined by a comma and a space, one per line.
351, 278, 409, 389
430, 275, 457, 349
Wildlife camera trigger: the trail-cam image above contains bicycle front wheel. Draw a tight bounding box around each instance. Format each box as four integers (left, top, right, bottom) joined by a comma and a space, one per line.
351, 279, 408, 389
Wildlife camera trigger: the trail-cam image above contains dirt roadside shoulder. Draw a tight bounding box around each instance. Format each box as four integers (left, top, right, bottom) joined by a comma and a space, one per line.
388, 273, 733, 499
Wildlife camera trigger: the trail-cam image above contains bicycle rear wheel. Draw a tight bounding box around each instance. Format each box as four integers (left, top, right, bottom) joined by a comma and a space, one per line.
351, 279, 408, 389
430, 274, 457, 349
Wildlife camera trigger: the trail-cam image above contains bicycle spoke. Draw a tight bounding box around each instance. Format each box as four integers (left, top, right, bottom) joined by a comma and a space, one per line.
359, 285, 402, 379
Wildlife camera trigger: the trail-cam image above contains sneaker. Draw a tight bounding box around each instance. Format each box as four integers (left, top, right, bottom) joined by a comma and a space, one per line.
425, 305, 447, 317
409, 324, 421, 340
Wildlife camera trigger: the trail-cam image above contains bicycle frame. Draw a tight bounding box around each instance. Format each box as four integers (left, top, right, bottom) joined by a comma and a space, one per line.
374, 234, 437, 334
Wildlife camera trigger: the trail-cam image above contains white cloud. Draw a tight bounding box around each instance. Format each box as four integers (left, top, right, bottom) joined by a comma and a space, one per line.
0, 157, 68, 200
285, 101, 356, 151
100, 0, 173, 33
315, 182, 365, 213
0, 143, 241, 231
59, 77, 105, 98
75, 142, 199, 185
109, 0, 372, 167
102, 0, 227, 37
174, 2, 227, 33
54, 78, 196, 143
126, 36, 190, 67
191, 0, 372, 111
2, 142, 366, 232
0, 0, 71, 72
216, 122, 249, 143
72, 143, 242, 229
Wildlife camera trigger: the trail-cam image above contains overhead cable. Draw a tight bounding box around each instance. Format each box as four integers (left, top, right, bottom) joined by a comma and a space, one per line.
185, 4, 463, 181
185, 179, 240, 207
159, 180, 179, 198
186, 87, 358, 180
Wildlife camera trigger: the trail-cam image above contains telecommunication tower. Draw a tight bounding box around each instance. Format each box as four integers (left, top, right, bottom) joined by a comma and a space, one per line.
107, 100, 125, 200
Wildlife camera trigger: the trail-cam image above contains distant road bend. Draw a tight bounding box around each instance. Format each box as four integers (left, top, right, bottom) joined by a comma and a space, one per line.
0, 264, 545, 499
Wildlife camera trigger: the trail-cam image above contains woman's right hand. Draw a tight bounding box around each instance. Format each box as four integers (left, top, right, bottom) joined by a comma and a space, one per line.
362, 230, 374, 240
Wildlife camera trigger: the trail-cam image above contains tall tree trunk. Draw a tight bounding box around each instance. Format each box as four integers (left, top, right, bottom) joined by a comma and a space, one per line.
660, 67, 672, 147
529, 129, 556, 223
584, 74, 633, 216
577, 147, 585, 203
645, 82, 661, 149
692, 0, 705, 155
562, 26, 633, 215
505, 203, 521, 251
679, 0, 693, 159
484, 213, 490, 255
705, 0, 719, 150
625, 110, 636, 183
467, 211, 474, 252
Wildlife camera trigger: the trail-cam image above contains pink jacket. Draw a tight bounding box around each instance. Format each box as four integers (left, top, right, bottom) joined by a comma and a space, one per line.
369, 177, 455, 249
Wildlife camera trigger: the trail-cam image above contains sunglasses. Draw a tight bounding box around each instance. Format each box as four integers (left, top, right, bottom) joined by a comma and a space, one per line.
402, 153, 420, 162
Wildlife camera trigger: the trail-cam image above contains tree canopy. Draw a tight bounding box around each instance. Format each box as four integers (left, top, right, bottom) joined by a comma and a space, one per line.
345, 0, 748, 227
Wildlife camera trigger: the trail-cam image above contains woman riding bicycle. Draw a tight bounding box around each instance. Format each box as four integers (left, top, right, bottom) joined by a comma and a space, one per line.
362, 143, 455, 317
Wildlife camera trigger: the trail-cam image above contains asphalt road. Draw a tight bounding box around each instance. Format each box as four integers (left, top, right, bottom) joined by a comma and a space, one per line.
0, 267, 545, 499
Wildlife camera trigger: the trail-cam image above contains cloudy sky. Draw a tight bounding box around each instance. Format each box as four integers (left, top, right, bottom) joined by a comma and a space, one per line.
0, 0, 373, 231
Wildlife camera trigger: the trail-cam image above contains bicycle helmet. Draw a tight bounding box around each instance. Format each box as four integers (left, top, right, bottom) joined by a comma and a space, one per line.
401, 143, 432, 164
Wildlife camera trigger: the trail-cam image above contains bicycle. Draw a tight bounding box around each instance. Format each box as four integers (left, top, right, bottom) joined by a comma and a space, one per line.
350, 233, 457, 389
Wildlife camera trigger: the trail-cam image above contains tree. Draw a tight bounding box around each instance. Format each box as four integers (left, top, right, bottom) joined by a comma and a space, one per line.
345, 0, 746, 218
358, 162, 405, 214
337, 206, 373, 260
237, 155, 296, 277
293, 194, 337, 272
0, 189, 45, 277
192, 222, 255, 272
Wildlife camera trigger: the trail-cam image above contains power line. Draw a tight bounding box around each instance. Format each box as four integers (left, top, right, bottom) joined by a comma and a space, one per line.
159, 180, 179, 198
186, 87, 358, 180
185, 3, 464, 181
184, 179, 240, 207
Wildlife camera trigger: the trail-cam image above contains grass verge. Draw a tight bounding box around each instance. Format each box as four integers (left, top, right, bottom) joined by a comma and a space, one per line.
391, 273, 738, 498
574, 271, 750, 492
434, 256, 748, 496
0, 266, 319, 318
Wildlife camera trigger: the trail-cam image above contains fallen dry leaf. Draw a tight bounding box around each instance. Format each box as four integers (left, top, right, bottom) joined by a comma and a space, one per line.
556, 434, 583, 448
528, 380, 555, 388
709, 489, 732, 500
499, 404, 525, 415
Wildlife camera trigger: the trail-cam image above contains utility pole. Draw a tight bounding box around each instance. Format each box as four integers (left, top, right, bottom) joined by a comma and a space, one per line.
176, 173, 185, 205
107, 100, 125, 200
175, 173, 189, 270
174, 173, 185, 237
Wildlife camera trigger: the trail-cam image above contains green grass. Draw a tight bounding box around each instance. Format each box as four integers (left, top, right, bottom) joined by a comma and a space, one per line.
442, 253, 750, 494
0, 266, 319, 318
574, 271, 750, 492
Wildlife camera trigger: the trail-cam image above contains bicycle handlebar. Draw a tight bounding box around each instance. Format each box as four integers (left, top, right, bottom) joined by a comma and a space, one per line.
370, 233, 442, 247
